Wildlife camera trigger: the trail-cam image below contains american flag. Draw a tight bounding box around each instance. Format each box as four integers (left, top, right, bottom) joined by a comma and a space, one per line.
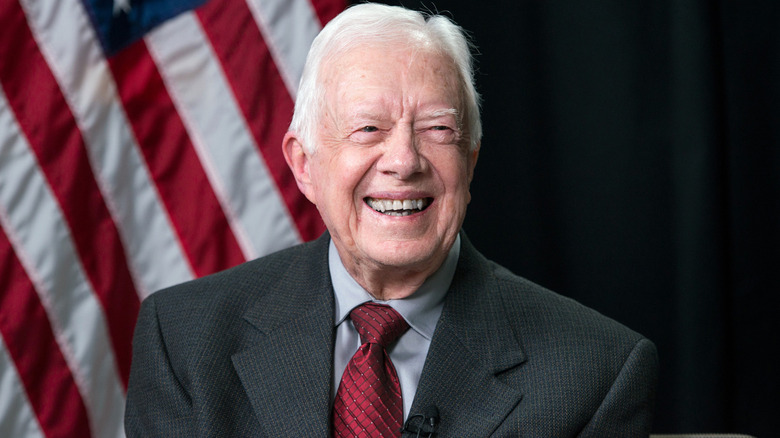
0, 0, 343, 436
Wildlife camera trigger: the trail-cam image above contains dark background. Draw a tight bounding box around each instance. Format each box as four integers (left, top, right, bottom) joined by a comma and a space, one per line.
357, 0, 779, 435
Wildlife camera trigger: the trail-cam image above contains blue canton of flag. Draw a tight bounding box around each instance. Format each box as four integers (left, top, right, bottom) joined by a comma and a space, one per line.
84, 0, 208, 55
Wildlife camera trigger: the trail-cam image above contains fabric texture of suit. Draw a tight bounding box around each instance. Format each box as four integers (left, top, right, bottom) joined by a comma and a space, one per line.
125, 232, 658, 437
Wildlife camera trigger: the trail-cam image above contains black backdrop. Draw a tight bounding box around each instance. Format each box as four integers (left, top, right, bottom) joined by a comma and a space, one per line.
354, 0, 779, 435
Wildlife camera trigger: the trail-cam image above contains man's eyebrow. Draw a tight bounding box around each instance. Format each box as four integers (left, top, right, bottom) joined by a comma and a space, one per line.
424, 108, 460, 119
346, 108, 461, 124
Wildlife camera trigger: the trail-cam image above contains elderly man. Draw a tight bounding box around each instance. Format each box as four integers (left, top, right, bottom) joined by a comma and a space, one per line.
125, 3, 658, 437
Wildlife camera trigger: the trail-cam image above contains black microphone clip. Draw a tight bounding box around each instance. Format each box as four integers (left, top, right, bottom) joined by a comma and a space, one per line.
401, 405, 439, 438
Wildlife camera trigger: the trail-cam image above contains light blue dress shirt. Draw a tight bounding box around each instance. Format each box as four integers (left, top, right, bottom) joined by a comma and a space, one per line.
329, 235, 460, 420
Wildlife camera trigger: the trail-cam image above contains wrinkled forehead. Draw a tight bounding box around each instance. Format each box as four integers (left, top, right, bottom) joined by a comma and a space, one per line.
319, 41, 465, 111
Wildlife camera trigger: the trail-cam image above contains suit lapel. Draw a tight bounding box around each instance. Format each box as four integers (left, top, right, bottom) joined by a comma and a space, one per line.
409, 235, 526, 436
231, 235, 335, 437
228, 233, 525, 436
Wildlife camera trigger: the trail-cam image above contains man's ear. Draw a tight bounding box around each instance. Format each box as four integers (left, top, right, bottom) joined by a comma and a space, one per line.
282, 132, 316, 204
467, 142, 480, 184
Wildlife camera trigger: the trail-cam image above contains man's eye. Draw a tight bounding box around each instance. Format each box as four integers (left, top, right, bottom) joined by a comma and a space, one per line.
360, 126, 379, 132
430, 126, 450, 131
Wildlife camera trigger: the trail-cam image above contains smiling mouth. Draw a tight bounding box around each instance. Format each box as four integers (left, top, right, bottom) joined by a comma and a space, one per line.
365, 197, 432, 216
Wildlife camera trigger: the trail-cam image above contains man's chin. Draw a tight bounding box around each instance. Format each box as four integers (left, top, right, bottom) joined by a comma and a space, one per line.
361, 241, 445, 272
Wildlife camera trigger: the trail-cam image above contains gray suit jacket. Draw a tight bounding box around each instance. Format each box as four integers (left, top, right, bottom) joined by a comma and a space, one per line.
125, 233, 658, 437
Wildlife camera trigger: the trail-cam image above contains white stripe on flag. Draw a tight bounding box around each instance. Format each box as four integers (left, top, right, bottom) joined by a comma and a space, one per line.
145, 12, 301, 259
0, 90, 126, 438
246, 0, 323, 98
0, 338, 45, 438
19, 0, 195, 297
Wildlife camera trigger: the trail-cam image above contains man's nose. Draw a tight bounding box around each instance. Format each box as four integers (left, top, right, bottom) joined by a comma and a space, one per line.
376, 128, 424, 179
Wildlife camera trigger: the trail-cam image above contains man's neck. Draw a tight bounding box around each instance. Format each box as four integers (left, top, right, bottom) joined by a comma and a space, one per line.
328, 234, 461, 302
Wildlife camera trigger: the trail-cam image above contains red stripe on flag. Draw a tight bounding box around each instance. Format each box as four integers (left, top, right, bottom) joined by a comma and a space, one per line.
0, 228, 93, 438
108, 40, 246, 276
0, 0, 138, 388
196, 0, 326, 242
310, 0, 347, 26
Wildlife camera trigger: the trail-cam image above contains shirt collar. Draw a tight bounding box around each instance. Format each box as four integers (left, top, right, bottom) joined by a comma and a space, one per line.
329, 235, 460, 340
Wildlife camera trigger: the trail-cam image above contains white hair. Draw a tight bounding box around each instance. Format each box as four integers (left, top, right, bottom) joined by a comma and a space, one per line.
289, 3, 482, 152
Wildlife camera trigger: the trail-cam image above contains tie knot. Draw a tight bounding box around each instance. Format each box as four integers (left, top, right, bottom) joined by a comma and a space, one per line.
350, 303, 409, 347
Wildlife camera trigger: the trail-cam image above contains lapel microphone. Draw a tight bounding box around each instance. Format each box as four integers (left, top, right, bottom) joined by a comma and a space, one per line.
401, 405, 439, 437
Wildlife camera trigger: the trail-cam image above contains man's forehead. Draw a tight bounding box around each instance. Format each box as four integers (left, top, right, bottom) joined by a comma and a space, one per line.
329, 81, 464, 119
323, 46, 460, 90
318, 40, 465, 121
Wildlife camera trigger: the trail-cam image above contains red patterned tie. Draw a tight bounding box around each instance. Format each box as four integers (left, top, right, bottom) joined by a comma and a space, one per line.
333, 303, 410, 437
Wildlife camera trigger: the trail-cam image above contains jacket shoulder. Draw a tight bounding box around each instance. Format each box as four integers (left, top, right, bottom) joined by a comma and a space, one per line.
148, 236, 327, 313
461, 244, 657, 435
489, 260, 646, 348
136, 236, 329, 362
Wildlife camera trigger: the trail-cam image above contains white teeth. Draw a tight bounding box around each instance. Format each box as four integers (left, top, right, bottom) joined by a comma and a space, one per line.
366, 198, 429, 215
